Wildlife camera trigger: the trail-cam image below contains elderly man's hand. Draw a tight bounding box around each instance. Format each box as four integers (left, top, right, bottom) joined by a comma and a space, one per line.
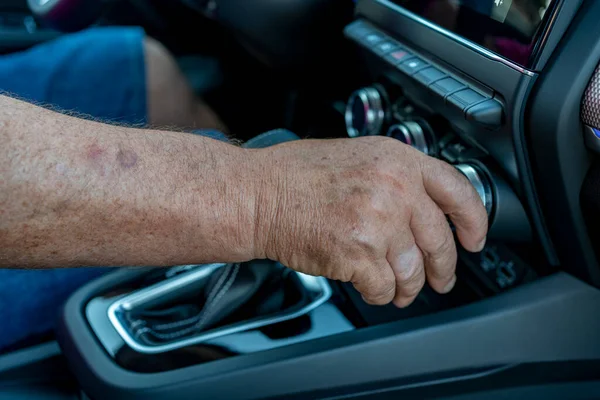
253, 136, 488, 308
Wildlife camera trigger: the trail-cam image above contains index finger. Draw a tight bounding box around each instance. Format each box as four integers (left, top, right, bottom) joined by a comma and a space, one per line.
420, 159, 488, 252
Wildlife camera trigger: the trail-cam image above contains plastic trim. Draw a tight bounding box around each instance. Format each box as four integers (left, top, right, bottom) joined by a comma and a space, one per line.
366, 0, 535, 76
527, 0, 600, 283
57, 272, 600, 399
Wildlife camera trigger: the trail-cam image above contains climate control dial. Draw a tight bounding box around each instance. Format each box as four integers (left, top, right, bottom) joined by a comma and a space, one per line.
386, 121, 435, 156
455, 163, 493, 216
345, 86, 386, 138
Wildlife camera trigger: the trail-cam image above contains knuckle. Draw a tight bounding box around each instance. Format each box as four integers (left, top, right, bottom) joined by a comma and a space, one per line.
363, 277, 396, 305
394, 257, 423, 283
347, 188, 385, 219
347, 225, 380, 258
427, 262, 456, 282
427, 253, 457, 282
424, 236, 457, 282
401, 273, 425, 298
429, 232, 455, 260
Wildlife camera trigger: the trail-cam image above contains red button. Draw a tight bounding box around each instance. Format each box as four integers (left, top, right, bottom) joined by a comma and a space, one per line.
390, 50, 408, 60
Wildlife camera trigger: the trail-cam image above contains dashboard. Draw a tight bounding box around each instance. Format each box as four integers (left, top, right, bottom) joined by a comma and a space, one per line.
342, 0, 589, 279
390, 0, 559, 68
186, 0, 600, 305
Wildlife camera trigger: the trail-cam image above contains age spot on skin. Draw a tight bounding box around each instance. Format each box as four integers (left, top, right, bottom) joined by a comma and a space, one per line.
86, 143, 105, 161
116, 149, 138, 169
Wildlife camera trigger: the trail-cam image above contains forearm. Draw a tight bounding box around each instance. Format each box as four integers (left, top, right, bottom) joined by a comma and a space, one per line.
0, 95, 262, 268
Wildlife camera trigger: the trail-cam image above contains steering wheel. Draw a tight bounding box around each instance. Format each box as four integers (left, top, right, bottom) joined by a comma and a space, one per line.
28, 0, 173, 33
27, 0, 107, 32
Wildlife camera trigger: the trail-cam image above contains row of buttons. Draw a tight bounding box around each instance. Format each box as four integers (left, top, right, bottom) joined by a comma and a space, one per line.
344, 20, 503, 129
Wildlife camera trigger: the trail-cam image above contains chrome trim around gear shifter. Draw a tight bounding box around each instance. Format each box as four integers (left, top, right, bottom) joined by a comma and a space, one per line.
107, 263, 333, 354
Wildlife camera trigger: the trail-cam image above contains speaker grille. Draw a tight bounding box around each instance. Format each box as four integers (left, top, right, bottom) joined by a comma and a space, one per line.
582, 63, 600, 128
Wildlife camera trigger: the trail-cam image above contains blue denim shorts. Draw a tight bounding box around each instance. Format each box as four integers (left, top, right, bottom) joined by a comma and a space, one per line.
0, 26, 147, 124
0, 27, 149, 352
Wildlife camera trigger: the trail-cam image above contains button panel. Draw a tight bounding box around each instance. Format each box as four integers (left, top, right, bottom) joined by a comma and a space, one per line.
362, 32, 386, 46
447, 89, 487, 110
374, 40, 399, 55
384, 49, 412, 65
414, 67, 446, 85
344, 20, 504, 128
343, 20, 372, 40
465, 100, 504, 128
398, 57, 429, 75
430, 78, 466, 97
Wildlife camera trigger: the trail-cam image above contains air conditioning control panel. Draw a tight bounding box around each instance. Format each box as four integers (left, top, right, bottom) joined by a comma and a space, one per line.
344, 20, 505, 130
344, 84, 531, 244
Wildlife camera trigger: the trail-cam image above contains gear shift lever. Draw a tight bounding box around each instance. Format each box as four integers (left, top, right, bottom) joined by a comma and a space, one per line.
129, 261, 291, 344
108, 260, 331, 353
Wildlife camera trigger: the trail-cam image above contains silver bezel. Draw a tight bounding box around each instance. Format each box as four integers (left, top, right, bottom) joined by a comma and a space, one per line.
389, 122, 430, 155
107, 263, 333, 354
346, 87, 385, 137
455, 164, 494, 216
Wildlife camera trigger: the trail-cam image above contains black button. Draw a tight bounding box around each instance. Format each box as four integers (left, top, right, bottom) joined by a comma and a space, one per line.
361, 32, 386, 46
447, 89, 487, 110
398, 57, 430, 75
430, 78, 466, 97
414, 67, 446, 85
466, 99, 504, 128
374, 40, 399, 55
440, 141, 486, 163
459, 242, 537, 293
384, 49, 412, 65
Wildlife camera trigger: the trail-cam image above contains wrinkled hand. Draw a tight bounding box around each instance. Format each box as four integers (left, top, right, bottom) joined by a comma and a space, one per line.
252, 136, 488, 307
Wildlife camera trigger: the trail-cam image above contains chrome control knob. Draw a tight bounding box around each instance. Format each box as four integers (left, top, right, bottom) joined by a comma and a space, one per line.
345, 87, 386, 138
387, 121, 434, 156
455, 164, 493, 216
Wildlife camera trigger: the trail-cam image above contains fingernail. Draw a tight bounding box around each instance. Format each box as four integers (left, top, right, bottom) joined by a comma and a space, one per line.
476, 237, 487, 252
442, 275, 457, 294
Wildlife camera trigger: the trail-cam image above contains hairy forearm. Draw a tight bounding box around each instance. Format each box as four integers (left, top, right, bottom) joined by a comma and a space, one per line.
0, 95, 263, 268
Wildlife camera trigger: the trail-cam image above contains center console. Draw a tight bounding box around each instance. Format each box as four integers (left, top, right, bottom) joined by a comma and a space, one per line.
55, 1, 600, 399
84, 261, 348, 373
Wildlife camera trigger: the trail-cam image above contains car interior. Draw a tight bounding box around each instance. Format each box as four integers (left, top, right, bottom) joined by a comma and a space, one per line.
1, 0, 600, 399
